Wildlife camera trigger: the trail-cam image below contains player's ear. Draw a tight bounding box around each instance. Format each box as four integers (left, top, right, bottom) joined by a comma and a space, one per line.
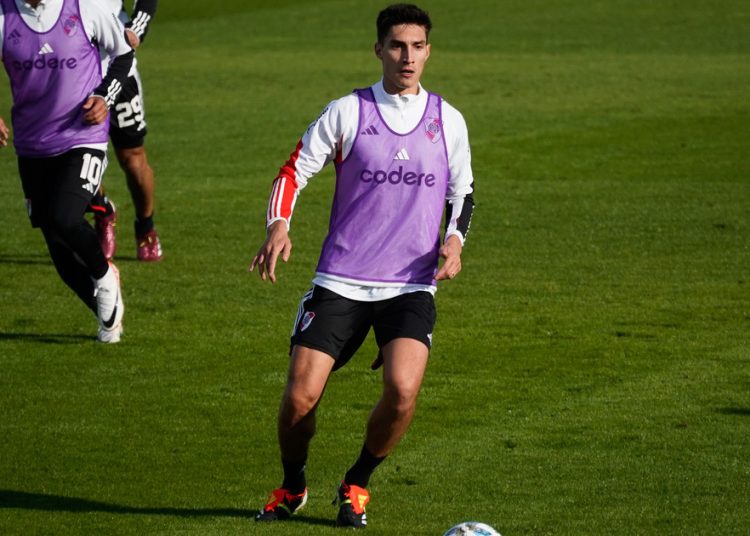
374, 41, 383, 59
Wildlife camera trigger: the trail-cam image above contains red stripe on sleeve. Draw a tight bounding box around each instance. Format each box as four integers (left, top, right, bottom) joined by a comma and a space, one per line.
278, 139, 304, 184
266, 140, 304, 224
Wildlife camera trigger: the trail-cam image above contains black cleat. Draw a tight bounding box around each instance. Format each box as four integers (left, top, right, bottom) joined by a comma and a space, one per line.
333, 481, 370, 528
255, 488, 308, 521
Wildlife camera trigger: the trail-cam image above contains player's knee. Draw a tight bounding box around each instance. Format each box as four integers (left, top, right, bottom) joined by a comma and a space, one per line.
117, 146, 149, 174
288, 390, 319, 416
383, 383, 419, 418
280, 388, 320, 424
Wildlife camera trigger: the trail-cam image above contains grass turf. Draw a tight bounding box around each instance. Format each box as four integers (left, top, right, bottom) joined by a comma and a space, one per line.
0, 0, 748, 534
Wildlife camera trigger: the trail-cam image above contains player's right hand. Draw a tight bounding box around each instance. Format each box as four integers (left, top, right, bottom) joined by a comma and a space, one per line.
82, 96, 109, 125
249, 220, 292, 283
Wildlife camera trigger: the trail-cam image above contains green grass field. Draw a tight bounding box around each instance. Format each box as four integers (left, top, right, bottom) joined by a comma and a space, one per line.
1, 1, 749, 534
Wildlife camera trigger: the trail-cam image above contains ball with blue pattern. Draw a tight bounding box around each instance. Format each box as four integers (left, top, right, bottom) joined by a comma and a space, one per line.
443, 521, 501, 536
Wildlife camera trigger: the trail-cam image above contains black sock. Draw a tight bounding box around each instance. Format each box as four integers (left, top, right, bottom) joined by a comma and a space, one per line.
134, 214, 154, 237
344, 445, 386, 489
281, 459, 306, 494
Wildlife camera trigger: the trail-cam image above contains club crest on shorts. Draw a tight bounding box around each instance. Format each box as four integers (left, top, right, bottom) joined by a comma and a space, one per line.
299, 311, 315, 332
63, 15, 80, 37
424, 117, 443, 144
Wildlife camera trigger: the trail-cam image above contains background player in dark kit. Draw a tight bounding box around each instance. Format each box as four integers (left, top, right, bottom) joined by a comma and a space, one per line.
91, 0, 162, 262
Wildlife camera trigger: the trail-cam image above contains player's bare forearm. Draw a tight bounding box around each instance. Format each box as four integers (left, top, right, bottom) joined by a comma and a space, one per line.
435, 234, 463, 281
0, 117, 9, 148
249, 219, 292, 283
125, 29, 141, 49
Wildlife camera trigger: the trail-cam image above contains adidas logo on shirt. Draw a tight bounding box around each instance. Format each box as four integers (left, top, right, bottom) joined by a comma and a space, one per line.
38, 43, 54, 55
9, 29, 22, 45
393, 148, 410, 161
360, 126, 379, 135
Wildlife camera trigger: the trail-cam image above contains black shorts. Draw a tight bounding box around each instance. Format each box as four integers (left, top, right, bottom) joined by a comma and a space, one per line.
109, 70, 148, 149
19, 148, 107, 228
290, 285, 437, 370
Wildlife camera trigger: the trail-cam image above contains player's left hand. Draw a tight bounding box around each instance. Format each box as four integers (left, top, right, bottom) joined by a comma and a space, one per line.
0, 117, 9, 148
249, 220, 292, 284
82, 96, 109, 125
435, 234, 463, 281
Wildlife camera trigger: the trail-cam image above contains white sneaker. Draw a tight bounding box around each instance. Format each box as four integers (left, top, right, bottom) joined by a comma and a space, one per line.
94, 262, 124, 343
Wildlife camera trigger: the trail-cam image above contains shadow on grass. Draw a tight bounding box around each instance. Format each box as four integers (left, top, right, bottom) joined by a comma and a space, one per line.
0, 490, 253, 519
717, 407, 750, 417
0, 490, 333, 526
0, 253, 141, 268
0, 332, 91, 344
0, 254, 50, 266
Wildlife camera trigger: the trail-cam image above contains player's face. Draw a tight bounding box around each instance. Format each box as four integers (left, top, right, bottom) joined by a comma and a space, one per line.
375, 24, 430, 95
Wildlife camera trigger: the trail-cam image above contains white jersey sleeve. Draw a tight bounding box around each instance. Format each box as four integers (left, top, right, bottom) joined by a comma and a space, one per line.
266, 93, 359, 229
79, 0, 132, 67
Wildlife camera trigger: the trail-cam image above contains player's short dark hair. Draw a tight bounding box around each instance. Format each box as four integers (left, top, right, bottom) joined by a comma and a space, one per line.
376, 4, 432, 44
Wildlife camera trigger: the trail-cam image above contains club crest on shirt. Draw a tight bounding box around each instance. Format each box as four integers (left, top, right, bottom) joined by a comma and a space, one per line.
63, 15, 80, 37
424, 117, 443, 144
299, 311, 315, 332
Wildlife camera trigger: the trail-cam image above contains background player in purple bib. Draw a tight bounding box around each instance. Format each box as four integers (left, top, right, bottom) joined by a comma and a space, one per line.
1, 0, 134, 342
250, 3, 475, 528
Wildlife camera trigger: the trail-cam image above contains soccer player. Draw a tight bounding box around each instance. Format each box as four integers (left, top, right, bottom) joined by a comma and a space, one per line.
91, 0, 162, 262
250, 3, 475, 528
0, 0, 134, 342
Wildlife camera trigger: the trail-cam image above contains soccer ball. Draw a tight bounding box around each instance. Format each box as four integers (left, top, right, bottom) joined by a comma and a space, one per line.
443, 521, 501, 536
